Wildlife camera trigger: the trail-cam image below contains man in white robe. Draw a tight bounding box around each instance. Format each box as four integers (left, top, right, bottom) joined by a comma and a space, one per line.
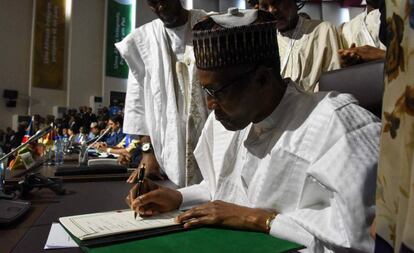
260, 0, 342, 92
127, 9, 380, 253
340, 0, 386, 50
338, 0, 386, 67
115, 0, 209, 187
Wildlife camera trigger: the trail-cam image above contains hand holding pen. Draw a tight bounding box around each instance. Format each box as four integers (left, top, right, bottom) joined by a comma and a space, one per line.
135, 165, 146, 218
126, 165, 182, 218
126, 164, 145, 218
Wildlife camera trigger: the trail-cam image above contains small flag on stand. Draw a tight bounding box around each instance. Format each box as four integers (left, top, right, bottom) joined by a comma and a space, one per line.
21, 116, 35, 144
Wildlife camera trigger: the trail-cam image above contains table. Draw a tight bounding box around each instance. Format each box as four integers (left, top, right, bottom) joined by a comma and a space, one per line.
1, 159, 179, 253
0, 181, 131, 253
5, 156, 131, 185
1, 164, 301, 253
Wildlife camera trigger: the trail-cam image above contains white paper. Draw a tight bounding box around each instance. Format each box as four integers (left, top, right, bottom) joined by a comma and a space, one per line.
59, 209, 182, 240
44, 223, 79, 249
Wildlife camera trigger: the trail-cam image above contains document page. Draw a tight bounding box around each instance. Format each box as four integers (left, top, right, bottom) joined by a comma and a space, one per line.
45, 223, 79, 249
44, 223, 79, 249
59, 210, 182, 240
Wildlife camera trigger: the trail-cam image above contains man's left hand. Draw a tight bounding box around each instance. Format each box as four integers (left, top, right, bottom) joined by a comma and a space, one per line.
175, 200, 276, 233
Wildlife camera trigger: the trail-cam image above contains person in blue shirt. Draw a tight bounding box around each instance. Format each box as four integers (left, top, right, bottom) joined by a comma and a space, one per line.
104, 114, 125, 147
87, 122, 101, 141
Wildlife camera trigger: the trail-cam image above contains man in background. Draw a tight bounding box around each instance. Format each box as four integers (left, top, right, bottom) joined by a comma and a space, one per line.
101, 114, 125, 147
338, 0, 386, 67
260, 0, 341, 91
115, 0, 209, 187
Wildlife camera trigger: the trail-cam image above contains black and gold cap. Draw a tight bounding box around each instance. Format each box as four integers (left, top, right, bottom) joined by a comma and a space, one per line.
192, 8, 279, 70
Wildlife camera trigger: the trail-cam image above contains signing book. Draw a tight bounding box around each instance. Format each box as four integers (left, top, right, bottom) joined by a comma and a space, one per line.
59, 209, 183, 245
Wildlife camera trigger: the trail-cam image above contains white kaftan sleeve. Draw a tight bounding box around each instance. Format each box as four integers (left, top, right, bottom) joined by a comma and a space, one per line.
115, 34, 148, 135
178, 181, 211, 210
321, 23, 342, 73
178, 114, 216, 210
270, 121, 380, 253
123, 71, 148, 135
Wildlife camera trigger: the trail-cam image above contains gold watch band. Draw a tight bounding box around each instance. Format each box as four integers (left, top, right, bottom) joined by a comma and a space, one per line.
265, 213, 277, 232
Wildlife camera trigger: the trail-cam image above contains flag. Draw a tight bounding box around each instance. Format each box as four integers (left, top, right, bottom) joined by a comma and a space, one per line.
21, 116, 35, 144
40, 123, 57, 147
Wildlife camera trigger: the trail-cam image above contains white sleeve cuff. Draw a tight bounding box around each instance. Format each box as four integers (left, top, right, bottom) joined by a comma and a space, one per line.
270, 214, 314, 248
178, 181, 211, 210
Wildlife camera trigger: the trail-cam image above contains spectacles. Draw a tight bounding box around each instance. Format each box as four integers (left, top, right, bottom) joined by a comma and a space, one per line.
201, 68, 257, 99
147, 0, 166, 8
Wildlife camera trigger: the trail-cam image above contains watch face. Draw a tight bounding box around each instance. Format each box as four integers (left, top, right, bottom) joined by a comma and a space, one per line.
142, 143, 151, 152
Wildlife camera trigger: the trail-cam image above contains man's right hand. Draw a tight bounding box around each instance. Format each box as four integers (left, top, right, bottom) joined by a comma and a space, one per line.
126, 152, 164, 183
338, 43, 386, 67
125, 180, 182, 216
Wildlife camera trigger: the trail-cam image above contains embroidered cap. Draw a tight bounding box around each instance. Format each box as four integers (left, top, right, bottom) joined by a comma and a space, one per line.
193, 8, 279, 70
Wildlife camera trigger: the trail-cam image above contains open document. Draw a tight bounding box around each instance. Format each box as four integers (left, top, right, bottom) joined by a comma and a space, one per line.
59, 209, 182, 241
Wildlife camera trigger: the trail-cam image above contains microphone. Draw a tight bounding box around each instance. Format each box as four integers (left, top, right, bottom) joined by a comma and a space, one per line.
0, 124, 57, 225
79, 127, 111, 165
0, 125, 53, 163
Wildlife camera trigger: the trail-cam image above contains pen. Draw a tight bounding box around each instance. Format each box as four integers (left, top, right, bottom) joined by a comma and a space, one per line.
134, 164, 146, 219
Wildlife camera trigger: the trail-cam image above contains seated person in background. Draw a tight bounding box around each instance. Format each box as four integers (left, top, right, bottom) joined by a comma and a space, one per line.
103, 114, 125, 147
67, 126, 77, 143
88, 122, 100, 141
100, 134, 143, 168
77, 126, 88, 144
97, 134, 139, 156
340, 0, 385, 49
61, 127, 69, 139
260, 0, 341, 91
338, 0, 386, 67
93, 115, 125, 151
10, 123, 27, 149
127, 10, 380, 253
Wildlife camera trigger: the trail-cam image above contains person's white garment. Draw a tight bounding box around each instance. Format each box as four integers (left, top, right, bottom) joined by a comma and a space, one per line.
179, 81, 380, 253
278, 17, 341, 92
340, 9, 386, 50
115, 9, 209, 187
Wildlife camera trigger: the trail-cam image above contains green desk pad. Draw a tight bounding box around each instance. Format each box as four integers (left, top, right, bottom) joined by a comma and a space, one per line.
80, 227, 303, 253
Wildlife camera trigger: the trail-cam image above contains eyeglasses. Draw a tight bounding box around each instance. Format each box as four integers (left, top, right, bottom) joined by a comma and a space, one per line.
201, 68, 257, 99
147, 0, 166, 8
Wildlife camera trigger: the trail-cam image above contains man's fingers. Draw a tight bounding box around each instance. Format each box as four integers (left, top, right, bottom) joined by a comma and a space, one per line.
131, 189, 162, 210
127, 169, 138, 183
183, 216, 213, 229
136, 203, 161, 217
176, 207, 209, 223
128, 184, 138, 209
